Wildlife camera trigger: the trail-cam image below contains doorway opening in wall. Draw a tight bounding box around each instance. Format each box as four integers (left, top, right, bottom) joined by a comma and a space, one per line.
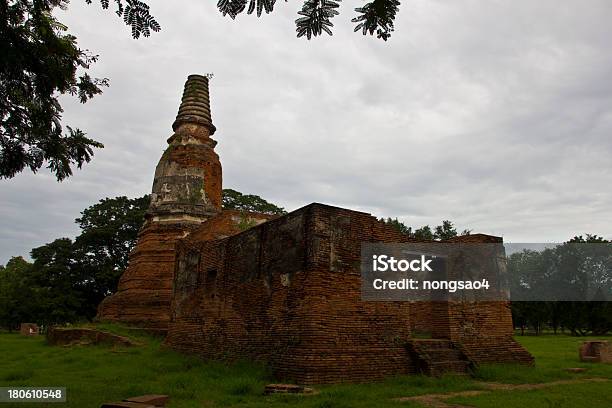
205, 269, 217, 298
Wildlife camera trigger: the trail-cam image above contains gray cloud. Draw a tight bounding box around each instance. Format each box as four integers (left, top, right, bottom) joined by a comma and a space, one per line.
2, 0, 612, 263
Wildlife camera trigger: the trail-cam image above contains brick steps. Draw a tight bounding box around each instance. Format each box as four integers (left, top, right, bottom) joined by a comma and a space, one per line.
428, 360, 471, 376
407, 339, 475, 377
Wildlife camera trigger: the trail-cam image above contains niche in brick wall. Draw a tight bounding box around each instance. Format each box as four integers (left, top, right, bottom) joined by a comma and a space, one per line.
204, 269, 217, 298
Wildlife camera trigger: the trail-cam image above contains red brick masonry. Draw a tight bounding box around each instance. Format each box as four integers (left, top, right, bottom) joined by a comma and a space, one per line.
97, 210, 273, 330
165, 203, 534, 384
580, 341, 612, 363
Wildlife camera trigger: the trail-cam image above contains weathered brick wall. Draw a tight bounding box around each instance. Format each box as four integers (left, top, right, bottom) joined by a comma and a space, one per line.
434, 235, 534, 365
166, 203, 534, 383
285, 205, 418, 383
409, 302, 434, 334
167, 210, 308, 365
97, 210, 273, 330
166, 204, 421, 383
97, 222, 194, 330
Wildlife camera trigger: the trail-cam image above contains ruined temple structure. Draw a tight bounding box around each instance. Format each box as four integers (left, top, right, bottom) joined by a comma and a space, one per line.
97, 75, 273, 330
99, 74, 534, 383
166, 208, 534, 383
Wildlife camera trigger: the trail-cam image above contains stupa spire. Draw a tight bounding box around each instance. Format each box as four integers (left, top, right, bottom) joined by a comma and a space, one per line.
147, 73, 222, 224
172, 74, 216, 134
97, 74, 223, 329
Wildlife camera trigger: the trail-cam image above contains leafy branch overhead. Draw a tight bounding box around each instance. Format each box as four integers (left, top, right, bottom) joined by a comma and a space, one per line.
296, 0, 341, 39
218, 0, 277, 19
92, 0, 402, 40
1, 0, 109, 181
1, 0, 157, 181
103, 0, 402, 41
1, 0, 397, 182
217, 0, 402, 41
86, 0, 160, 39
352, 0, 400, 41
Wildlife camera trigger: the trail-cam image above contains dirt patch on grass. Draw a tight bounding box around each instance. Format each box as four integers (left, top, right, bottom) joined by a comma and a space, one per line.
396, 390, 484, 408
47, 327, 141, 347
395, 378, 611, 407
476, 377, 609, 391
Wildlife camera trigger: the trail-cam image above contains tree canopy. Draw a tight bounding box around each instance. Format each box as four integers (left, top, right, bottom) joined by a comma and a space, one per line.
0, 188, 285, 328
509, 235, 612, 336
0, 0, 159, 181
222, 188, 286, 215
0, 195, 150, 329
381, 217, 468, 241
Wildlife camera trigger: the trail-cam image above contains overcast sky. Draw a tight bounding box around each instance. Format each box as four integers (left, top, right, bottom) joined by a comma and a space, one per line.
2, 0, 612, 264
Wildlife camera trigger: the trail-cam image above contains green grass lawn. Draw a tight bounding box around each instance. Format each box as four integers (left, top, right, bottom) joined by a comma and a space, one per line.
448, 381, 612, 408
0, 327, 610, 407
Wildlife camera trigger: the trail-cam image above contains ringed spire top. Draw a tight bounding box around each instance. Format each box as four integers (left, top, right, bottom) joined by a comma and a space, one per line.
172, 74, 216, 134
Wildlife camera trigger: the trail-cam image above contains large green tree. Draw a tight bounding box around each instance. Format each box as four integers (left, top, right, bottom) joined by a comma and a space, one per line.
0, 189, 285, 326
0, 256, 34, 330
222, 188, 286, 215
29, 238, 85, 325
0, 195, 150, 326
0, 0, 159, 180
71, 195, 149, 316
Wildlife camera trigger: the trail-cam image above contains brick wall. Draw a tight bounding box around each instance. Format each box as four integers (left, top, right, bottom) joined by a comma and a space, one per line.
166, 204, 417, 383
165, 203, 533, 383
96, 210, 273, 330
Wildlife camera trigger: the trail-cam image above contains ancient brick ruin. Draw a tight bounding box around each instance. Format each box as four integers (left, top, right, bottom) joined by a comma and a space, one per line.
97, 75, 271, 330
166, 204, 533, 383
19, 323, 39, 336
580, 341, 612, 363
98, 74, 534, 383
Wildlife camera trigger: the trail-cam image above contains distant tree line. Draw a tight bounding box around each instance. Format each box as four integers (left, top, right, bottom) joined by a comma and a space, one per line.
381, 217, 471, 240
2, 199, 609, 336
509, 235, 612, 336
0, 189, 282, 330
383, 218, 611, 337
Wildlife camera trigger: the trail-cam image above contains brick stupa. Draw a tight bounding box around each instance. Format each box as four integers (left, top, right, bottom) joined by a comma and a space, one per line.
97, 75, 271, 330
99, 75, 534, 383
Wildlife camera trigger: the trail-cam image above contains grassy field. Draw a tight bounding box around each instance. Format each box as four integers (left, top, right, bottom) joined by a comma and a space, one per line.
0, 326, 611, 407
